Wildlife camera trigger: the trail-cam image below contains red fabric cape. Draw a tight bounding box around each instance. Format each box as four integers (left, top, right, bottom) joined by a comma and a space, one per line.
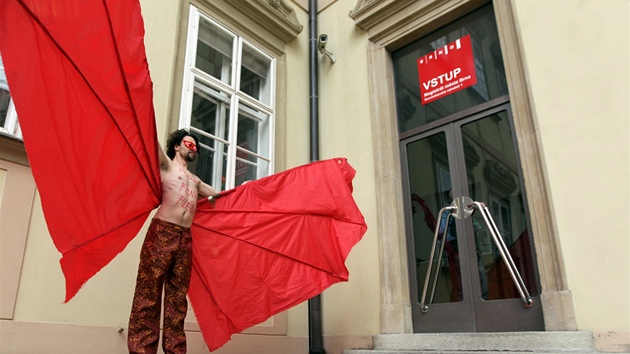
191, 158, 366, 350
0, 0, 161, 302
0, 0, 367, 350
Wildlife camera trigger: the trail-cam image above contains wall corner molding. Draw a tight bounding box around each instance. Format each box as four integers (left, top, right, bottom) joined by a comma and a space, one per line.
231, 0, 303, 43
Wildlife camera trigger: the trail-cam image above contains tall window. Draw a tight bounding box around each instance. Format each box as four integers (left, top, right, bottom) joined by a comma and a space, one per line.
179, 6, 275, 191
0, 54, 21, 139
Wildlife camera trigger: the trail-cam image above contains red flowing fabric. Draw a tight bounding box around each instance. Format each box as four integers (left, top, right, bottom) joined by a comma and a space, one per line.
190, 158, 367, 350
0, 0, 161, 302
1, 0, 368, 350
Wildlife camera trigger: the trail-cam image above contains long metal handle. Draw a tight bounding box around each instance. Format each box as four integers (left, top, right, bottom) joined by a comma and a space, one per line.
420, 206, 456, 313
468, 201, 534, 308
419, 197, 534, 312
428, 211, 455, 306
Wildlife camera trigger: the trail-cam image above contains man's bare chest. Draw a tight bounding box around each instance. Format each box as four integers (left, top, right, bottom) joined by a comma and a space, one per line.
162, 167, 198, 196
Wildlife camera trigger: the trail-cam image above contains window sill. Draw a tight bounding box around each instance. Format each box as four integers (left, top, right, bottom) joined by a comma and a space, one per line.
0, 133, 29, 166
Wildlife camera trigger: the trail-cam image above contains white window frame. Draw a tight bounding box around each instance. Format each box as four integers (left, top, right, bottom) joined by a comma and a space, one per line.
179, 6, 275, 190
0, 54, 22, 140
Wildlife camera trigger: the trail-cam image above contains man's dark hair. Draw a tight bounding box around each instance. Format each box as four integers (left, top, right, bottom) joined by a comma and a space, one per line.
166, 128, 199, 159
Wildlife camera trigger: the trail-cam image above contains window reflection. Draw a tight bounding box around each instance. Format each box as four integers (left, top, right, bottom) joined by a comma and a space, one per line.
189, 80, 230, 189
0, 89, 9, 127
235, 103, 270, 181
462, 113, 538, 299
1, 55, 9, 127
240, 42, 272, 105
0, 53, 20, 138
196, 17, 234, 85
407, 132, 464, 304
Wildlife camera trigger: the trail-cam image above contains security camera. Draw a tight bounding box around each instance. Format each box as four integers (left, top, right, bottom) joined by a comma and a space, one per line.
317, 34, 336, 63
318, 34, 328, 51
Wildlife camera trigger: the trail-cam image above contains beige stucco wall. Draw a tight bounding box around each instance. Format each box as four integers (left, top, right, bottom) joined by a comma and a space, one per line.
286, 0, 380, 335
511, 0, 629, 331
12, 194, 142, 327
282, 5, 312, 339
283, 0, 382, 338
142, 0, 181, 140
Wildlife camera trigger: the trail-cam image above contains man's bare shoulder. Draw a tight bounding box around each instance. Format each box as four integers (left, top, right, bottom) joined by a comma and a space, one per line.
190, 171, 202, 186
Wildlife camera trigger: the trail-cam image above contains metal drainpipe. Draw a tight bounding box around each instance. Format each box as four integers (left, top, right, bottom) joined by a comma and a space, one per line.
308, 0, 325, 353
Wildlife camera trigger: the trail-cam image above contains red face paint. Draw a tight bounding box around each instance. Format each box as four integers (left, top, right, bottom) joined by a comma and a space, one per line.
183, 140, 197, 151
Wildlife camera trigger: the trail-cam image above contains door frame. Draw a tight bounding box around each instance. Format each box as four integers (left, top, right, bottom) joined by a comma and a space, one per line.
350, 0, 576, 333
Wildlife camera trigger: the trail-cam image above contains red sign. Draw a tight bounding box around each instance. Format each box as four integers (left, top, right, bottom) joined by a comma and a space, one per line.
417, 34, 477, 105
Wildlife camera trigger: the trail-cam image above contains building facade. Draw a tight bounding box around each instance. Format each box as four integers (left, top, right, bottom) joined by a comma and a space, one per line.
1, 0, 628, 353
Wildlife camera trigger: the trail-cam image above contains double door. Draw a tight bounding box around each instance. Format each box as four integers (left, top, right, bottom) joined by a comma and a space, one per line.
401, 103, 543, 332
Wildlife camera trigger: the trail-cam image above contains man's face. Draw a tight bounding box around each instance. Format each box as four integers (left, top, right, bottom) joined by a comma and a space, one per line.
179, 136, 198, 162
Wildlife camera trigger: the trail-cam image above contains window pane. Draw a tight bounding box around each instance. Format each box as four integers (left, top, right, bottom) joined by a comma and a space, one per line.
237, 103, 270, 158
0, 55, 8, 91
240, 42, 272, 105
196, 17, 234, 85
189, 80, 230, 190
191, 80, 230, 140
0, 55, 9, 127
235, 151, 270, 184
190, 136, 228, 191
0, 90, 9, 128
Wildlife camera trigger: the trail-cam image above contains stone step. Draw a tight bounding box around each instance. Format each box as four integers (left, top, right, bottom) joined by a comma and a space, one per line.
342, 332, 610, 354
343, 351, 604, 354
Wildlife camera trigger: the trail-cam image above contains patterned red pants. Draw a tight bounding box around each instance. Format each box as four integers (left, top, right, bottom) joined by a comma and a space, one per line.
128, 218, 192, 354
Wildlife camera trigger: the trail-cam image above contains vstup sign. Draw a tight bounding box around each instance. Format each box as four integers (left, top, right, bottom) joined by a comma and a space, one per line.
417, 34, 477, 105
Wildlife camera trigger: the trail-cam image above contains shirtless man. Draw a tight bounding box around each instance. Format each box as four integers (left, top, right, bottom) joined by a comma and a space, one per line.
128, 129, 220, 354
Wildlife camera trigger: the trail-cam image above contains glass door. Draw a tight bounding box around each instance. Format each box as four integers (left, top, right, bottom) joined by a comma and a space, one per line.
401, 104, 544, 332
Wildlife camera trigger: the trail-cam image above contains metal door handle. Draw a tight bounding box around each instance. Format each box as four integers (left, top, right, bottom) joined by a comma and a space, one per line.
419, 197, 534, 313
419, 205, 456, 312
467, 201, 534, 308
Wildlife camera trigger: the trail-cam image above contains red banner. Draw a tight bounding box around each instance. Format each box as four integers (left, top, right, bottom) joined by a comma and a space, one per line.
417, 34, 477, 105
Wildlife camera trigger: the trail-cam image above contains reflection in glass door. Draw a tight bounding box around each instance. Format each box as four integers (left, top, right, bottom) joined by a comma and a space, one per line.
402, 105, 544, 332
460, 111, 538, 305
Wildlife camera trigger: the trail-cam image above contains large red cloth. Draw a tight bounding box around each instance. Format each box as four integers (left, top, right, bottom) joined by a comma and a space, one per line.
190, 158, 366, 350
0, 0, 367, 350
0, 0, 161, 302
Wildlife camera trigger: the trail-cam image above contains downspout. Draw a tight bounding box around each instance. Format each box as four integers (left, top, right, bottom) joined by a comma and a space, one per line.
308, 0, 325, 353
309, 0, 319, 161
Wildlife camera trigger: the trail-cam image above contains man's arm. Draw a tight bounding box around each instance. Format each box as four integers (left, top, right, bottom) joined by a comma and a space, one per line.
198, 180, 220, 199
158, 145, 170, 171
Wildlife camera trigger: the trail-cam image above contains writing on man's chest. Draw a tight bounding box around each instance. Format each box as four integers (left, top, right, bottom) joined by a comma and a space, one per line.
176, 167, 197, 213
